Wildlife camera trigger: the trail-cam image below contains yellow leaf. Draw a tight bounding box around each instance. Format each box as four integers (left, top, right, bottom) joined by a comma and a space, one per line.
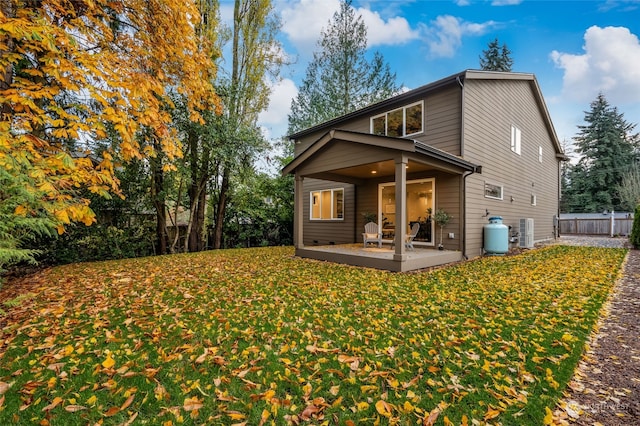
86, 395, 97, 405
543, 406, 554, 425
14, 205, 27, 216
484, 407, 500, 420
443, 416, 454, 426
375, 400, 392, 417
102, 355, 115, 369
64, 345, 74, 356
356, 401, 369, 411
226, 411, 246, 420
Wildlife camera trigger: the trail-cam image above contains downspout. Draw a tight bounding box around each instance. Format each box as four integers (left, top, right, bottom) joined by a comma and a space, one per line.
457, 74, 469, 259
462, 171, 472, 259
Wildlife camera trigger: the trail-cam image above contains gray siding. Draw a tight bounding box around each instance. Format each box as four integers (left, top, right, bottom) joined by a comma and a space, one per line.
293, 86, 461, 157
415, 85, 461, 156
302, 179, 355, 246
462, 79, 560, 257
297, 142, 395, 176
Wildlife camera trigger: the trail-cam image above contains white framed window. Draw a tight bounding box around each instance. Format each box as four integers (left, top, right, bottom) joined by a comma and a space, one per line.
538, 146, 543, 163
511, 125, 521, 155
371, 101, 423, 137
531, 194, 537, 206
310, 188, 344, 220
484, 182, 503, 200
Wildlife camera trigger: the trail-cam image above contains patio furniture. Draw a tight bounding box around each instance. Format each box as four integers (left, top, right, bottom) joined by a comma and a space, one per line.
362, 222, 382, 248
405, 222, 420, 250
391, 222, 421, 250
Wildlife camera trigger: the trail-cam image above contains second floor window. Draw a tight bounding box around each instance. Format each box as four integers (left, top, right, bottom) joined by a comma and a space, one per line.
511, 125, 521, 155
371, 101, 423, 137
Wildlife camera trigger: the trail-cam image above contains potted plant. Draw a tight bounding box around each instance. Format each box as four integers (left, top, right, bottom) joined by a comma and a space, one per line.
361, 212, 377, 224
434, 208, 452, 250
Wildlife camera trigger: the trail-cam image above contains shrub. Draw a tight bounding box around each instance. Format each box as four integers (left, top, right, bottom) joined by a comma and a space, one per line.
630, 204, 640, 249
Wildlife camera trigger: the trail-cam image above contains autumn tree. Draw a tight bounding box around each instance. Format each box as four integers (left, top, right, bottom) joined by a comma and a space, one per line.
0, 0, 220, 260
479, 37, 514, 72
563, 94, 639, 212
207, 0, 284, 250
288, 0, 399, 134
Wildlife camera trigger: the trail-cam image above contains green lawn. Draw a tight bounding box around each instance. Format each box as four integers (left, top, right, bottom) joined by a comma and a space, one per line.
0, 245, 627, 425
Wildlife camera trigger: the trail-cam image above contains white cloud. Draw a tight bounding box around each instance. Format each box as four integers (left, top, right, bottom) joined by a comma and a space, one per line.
356, 8, 419, 47
421, 15, 497, 58
281, 0, 340, 53
258, 78, 298, 140
491, 0, 523, 5
281, 0, 418, 54
551, 26, 640, 104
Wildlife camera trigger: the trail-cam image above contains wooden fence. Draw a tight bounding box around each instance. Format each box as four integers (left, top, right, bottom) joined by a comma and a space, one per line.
559, 218, 633, 236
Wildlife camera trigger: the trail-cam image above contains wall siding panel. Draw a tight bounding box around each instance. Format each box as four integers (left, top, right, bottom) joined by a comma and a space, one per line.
463, 79, 560, 257
302, 179, 355, 246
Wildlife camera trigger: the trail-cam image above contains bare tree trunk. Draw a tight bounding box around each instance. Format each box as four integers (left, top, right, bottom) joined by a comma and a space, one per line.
150, 147, 168, 255
212, 165, 230, 249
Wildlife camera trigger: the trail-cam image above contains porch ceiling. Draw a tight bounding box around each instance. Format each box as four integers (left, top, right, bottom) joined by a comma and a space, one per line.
331, 159, 433, 179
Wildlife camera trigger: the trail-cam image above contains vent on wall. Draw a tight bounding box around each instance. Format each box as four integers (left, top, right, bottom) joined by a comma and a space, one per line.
519, 218, 534, 248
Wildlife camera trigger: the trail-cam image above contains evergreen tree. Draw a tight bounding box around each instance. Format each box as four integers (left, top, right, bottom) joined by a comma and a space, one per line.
565, 94, 639, 212
479, 37, 513, 72
288, 0, 400, 134
630, 203, 640, 248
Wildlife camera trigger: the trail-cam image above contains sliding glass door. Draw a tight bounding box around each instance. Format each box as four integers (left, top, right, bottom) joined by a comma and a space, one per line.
379, 179, 435, 245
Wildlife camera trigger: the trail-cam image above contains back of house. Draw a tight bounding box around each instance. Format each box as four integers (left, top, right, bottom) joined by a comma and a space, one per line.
283, 70, 564, 269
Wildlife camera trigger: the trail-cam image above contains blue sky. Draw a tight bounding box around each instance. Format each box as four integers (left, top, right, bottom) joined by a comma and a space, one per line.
221, 0, 640, 162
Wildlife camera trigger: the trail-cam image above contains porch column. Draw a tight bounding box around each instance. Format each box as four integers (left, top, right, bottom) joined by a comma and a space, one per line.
294, 174, 304, 249
394, 155, 407, 261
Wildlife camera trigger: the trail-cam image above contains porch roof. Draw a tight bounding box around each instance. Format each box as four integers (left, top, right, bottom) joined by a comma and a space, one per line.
281, 129, 481, 179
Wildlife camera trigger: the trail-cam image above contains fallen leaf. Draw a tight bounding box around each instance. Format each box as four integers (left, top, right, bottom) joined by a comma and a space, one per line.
42, 397, 63, 412
183, 396, 203, 411
102, 355, 116, 369
64, 405, 87, 412
104, 406, 120, 417
120, 393, 135, 410
375, 400, 392, 417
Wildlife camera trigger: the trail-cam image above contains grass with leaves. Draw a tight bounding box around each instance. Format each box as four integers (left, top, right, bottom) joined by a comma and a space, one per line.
0, 245, 627, 425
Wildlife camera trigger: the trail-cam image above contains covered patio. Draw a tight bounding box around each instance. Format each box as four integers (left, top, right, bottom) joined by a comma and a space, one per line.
283, 129, 481, 272
298, 244, 463, 272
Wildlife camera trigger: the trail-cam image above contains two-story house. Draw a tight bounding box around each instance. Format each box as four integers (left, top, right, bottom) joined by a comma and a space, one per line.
282, 70, 566, 271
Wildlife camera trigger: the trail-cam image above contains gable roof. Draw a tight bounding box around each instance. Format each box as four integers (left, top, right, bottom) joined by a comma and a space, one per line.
288, 69, 565, 158
282, 129, 480, 176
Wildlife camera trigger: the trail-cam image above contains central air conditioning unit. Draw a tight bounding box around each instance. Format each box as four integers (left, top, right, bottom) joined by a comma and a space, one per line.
519, 218, 534, 248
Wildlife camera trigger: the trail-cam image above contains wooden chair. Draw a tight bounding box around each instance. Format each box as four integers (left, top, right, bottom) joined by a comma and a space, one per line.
405, 222, 420, 250
362, 222, 382, 248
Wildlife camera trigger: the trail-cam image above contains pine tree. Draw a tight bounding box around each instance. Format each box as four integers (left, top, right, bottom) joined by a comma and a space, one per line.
287, 0, 399, 134
566, 94, 639, 212
479, 37, 514, 72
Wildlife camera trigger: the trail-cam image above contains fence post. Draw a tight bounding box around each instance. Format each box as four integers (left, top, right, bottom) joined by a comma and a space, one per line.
611, 210, 615, 237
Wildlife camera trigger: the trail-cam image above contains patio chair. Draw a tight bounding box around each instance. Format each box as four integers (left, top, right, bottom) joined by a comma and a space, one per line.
362, 222, 382, 248
405, 222, 421, 250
